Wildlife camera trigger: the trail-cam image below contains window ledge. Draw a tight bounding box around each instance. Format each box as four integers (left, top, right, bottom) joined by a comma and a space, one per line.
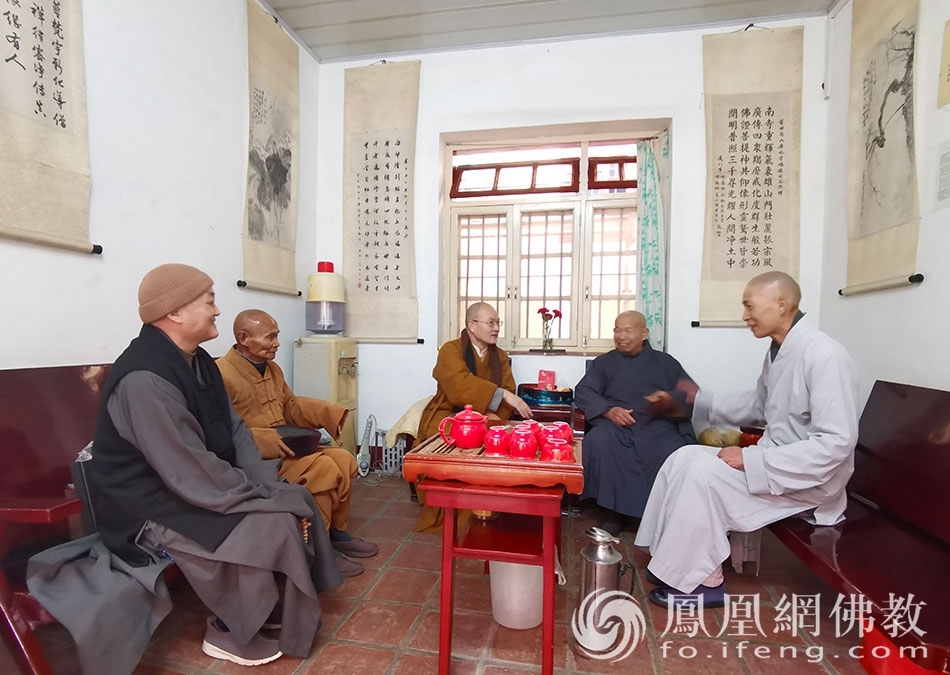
508, 349, 609, 357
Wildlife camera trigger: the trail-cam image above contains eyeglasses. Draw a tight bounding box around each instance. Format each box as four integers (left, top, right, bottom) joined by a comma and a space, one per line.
471, 319, 503, 328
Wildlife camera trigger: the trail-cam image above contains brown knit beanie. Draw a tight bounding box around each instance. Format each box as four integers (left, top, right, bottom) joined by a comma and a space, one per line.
138, 263, 214, 324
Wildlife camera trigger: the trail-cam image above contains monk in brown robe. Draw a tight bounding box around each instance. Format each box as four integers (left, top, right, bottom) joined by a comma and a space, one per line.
414, 302, 533, 532
217, 309, 377, 577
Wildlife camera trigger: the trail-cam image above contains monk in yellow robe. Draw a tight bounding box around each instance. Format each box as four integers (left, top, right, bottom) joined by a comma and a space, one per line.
217, 310, 377, 577
414, 302, 534, 532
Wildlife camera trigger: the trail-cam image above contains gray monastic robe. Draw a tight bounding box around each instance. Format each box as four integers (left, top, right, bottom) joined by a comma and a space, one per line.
575, 343, 697, 517
27, 371, 341, 674
634, 315, 860, 593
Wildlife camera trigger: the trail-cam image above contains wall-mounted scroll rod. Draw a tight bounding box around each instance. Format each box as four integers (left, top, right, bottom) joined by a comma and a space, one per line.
690, 320, 745, 328
236, 279, 302, 297
838, 274, 924, 297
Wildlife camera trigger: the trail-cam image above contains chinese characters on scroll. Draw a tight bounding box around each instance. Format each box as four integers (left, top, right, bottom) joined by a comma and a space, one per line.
709, 95, 791, 275
353, 130, 412, 297
2, 0, 71, 130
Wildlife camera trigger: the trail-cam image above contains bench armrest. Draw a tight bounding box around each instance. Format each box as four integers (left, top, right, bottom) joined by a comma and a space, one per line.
0, 497, 81, 524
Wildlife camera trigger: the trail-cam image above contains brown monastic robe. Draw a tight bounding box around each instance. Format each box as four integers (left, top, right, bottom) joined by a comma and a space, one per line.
414, 332, 518, 532
217, 347, 356, 533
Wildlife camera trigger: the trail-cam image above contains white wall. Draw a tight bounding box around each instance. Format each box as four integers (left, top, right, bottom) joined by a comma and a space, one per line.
820, 0, 950, 401
0, 0, 320, 378
316, 18, 832, 430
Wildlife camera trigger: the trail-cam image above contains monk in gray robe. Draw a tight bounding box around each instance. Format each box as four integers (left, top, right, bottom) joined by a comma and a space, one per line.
575, 311, 697, 533
635, 271, 859, 609
28, 264, 341, 673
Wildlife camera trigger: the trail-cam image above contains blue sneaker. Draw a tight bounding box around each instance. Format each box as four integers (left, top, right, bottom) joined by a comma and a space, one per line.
648, 582, 726, 609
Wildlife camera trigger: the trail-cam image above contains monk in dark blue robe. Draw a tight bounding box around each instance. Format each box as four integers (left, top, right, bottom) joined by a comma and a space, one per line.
576, 311, 697, 532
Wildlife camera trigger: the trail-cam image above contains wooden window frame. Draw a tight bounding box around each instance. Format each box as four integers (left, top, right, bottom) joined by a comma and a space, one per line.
588, 156, 638, 190
450, 158, 581, 198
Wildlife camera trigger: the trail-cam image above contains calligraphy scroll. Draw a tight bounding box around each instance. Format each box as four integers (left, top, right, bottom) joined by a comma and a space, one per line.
842, 0, 920, 295
0, 0, 91, 253
699, 27, 803, 324
241, 0, 299, 296
938, 20, 950, 109
342, 60, 420, 341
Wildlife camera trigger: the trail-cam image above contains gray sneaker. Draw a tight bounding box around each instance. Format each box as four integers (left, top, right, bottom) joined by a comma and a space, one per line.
202, 617, 282, 666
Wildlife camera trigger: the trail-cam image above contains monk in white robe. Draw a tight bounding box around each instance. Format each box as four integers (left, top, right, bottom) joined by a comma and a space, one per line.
635, 271, 859, 608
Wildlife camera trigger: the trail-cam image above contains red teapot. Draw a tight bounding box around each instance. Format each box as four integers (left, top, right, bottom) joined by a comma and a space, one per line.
439, 405, 487, 449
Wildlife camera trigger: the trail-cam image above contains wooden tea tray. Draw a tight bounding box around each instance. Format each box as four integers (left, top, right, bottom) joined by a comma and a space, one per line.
402, 434, 584, 494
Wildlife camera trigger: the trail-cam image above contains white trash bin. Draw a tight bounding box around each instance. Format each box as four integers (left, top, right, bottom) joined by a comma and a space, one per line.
489, 561, 543, 629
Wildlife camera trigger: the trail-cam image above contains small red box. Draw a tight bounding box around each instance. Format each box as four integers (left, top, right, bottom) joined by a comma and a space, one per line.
538, 369, 556, 391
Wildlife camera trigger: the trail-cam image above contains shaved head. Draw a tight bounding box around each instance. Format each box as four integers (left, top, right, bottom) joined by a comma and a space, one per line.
742, 271, 801, 343
745, 271, 801, 311
616, 310, 646, 329
233, 309, 281, 362
233, 309, 275, 341
465, 302, 494, 323
613, 310, 649, 355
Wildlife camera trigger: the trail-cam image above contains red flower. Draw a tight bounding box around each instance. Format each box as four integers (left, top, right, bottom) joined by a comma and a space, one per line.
537, 307, 548, 315
553, 309, 562, 319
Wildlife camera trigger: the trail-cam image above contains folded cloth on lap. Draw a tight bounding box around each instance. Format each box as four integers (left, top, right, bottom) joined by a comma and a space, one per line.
275, 426, 332, 456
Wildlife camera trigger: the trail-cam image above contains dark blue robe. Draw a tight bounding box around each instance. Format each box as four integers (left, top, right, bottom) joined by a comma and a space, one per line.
576, 342, 697, 517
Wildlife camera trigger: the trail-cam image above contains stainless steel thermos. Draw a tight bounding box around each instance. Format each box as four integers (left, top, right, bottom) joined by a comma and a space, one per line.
578, 526, 634, 605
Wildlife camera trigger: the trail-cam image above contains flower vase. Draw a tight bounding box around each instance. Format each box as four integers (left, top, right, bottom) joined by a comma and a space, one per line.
542, 337, 554, 351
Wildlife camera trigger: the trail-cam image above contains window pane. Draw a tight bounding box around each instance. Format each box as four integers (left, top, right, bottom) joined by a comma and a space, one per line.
498, 166, 533, 190
458, 168, 496, 192
458, 212, 507, 339
589, 207, 637, 340
535, 163, 575, 188
623, 162, 637, 182
595, 162, 621, 182
519, 210, 573, 341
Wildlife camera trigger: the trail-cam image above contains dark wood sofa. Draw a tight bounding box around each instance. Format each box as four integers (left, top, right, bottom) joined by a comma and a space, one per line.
0, 364, 110, 675
769, 380, 950, 674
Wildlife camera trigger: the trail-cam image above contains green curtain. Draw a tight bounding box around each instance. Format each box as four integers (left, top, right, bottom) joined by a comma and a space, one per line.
637, 131, 670, 351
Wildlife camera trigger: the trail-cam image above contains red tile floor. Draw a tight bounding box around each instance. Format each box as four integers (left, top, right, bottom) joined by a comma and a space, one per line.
3, 475, 870, 674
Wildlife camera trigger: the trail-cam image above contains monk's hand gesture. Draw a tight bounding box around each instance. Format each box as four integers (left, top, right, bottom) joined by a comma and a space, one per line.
276, 438, 296, 459
502, 389, 534, 419
676, 378, 699, 404
605, 406, 636, 426
645, 390, 674, 414
718, 446, 745, 471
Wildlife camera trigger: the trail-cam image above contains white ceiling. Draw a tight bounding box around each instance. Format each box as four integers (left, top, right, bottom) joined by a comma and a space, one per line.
266, 0, 837, 63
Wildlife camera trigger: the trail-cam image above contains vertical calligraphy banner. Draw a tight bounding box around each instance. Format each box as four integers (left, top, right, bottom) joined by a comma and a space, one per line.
699, 27, 803, 324
0, 0, 92, 253
342, 60, 420, 341
842, 0, 920, 296
242, 0, 299, 296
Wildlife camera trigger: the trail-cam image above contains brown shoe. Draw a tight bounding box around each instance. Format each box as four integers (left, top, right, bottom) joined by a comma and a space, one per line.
334, 554, 365, 577
331, 535, 379, 558
202, 617, 282, 666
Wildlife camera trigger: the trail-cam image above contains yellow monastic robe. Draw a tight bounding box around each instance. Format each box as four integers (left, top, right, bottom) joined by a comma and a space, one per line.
414, 334, 518, 533
217, 347, 355, 533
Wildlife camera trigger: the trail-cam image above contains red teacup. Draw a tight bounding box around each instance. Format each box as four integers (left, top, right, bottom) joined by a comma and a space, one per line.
483, 425, 511, 456
551, 421, 575, 443
509, 428, 539, 460
538, 425, 561, 445
540, 438, 573, 462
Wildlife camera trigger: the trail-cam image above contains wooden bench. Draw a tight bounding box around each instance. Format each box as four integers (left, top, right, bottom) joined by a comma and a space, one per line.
768, 380, 950, 674
0, 364, 110, 675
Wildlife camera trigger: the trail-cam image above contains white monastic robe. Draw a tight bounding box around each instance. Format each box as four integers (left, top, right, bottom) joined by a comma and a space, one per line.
634, 315, 860, 593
